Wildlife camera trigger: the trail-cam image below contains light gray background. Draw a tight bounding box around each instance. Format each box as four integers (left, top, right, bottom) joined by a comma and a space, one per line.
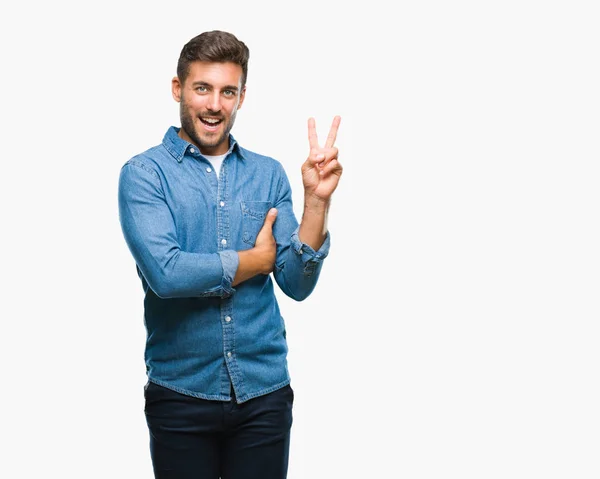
2, 1, 599, 477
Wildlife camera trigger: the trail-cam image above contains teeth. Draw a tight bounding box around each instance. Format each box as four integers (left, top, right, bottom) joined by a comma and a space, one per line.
203, 118, 221, 124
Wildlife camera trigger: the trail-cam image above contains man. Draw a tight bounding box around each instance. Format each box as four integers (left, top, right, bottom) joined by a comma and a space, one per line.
118, 30, 342, 479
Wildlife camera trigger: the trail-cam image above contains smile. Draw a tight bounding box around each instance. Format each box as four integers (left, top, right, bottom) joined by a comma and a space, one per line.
200, 117, 223, 131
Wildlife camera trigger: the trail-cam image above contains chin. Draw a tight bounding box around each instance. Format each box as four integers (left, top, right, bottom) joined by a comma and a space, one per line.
199, 135, 222, 148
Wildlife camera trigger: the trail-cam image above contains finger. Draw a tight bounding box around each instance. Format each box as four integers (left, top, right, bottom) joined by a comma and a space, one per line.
324, 115, 341, 149
319, 158, 343, 177
308, 117, 319, 149
321, 147, 339, 164
262, 208, 278, 229
307, 148, 338, 169
305, 151, 326, 168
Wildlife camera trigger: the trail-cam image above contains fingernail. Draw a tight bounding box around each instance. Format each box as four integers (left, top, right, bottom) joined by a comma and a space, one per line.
316, 154, 325, 160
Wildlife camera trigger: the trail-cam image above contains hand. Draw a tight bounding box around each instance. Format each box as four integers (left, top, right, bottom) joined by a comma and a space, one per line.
253, 208, 278, 274
232, 208, 278, 286
302, 116, 343, 202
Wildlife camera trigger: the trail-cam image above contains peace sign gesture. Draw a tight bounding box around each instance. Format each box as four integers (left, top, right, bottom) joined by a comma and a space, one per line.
301, 116, 343, 202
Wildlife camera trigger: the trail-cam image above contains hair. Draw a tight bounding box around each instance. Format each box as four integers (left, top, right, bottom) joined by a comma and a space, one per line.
177, 31, 250, 88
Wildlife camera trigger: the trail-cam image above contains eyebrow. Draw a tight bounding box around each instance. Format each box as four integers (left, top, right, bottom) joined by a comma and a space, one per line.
191, 81, 239, 92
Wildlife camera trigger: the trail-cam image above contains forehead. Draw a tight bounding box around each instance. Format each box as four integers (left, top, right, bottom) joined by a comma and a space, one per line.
184, 61, 243, 87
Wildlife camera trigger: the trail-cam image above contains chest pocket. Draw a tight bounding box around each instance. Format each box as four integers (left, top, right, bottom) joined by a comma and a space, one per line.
241, 201, 273, 246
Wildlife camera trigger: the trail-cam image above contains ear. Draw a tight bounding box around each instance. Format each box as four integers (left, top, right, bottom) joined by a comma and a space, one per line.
237, 86, 246, 110
171, 76, 182, 102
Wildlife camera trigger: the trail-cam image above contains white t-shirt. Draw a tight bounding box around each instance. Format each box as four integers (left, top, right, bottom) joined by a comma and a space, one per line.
203, 154, 227, 180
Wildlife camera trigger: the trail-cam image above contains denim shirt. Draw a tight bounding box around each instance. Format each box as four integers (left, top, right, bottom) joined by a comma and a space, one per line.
118, 127, 330, 403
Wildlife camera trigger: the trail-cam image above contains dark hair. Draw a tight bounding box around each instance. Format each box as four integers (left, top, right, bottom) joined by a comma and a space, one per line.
177, 30, 250, 88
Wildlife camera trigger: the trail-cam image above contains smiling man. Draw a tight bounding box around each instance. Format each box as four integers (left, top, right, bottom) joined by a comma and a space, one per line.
118, 30, 342, 479
175, 61, 244, 155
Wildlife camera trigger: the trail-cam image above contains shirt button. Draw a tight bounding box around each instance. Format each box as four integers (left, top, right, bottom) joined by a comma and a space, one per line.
190, 147, 195, 153
227, 352, 232, 358
221, 239, 227, 246
220, 201, 225, 207
225, 316, 231, 322
206, 167, 212, 173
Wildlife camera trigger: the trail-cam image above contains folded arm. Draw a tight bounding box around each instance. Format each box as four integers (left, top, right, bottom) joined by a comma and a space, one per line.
118, 161, 238, 299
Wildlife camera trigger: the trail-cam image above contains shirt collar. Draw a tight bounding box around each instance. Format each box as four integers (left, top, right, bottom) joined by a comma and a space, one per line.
162, 126, 246, 163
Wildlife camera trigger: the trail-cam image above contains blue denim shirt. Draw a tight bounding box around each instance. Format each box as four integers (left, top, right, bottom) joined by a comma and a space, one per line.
118, 127, 330, 403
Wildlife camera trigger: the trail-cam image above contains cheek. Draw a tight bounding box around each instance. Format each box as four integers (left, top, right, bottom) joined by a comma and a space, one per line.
183, 96, 205, 114
225, 101, 239, 116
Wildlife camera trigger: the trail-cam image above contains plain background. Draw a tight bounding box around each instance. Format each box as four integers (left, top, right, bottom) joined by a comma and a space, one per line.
2, 1, 599, 477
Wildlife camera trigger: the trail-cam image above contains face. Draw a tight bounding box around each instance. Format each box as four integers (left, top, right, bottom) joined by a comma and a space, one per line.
172, 61, 246, 155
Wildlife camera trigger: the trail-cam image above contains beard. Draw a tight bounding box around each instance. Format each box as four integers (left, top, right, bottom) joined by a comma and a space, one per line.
179, 97, 238, 153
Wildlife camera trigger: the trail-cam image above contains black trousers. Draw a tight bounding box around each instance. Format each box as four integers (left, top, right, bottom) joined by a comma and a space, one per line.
144, 381, 294, 479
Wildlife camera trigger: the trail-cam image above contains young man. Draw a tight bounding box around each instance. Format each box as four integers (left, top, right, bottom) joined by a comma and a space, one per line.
118, 30, 342, 479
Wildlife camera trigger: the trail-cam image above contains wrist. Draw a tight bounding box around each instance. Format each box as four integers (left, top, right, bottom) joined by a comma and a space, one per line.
252, 245, 271, 274
234, 249, 262, 285
304, 192, 330, 212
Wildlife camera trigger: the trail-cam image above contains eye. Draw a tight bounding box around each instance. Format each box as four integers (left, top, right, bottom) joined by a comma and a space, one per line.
196, 86, 208, 93
223, 90, 235, 97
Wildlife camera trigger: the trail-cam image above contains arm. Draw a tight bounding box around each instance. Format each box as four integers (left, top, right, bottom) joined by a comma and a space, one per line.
271, 116, 342, 301
271, 171, 331, 302
118, 161, 238, 299
298, 116, 342, 249
275, 116, 342, 301
298, 195, 329, 251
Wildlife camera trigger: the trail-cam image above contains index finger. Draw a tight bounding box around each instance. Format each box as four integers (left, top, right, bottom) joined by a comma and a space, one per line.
308, 117, 319, 149
324, 115, 341, 148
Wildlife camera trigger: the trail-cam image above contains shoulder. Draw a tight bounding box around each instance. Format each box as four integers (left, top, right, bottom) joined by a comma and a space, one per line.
119, 144, 168, 186
121, 144, 166, 177
237, 145, 285, 174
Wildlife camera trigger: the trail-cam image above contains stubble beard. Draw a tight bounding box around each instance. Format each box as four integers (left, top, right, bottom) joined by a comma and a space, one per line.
179, 98, 237, 152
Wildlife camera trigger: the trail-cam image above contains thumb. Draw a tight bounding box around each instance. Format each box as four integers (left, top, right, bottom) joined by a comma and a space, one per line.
262, 208, 278, 228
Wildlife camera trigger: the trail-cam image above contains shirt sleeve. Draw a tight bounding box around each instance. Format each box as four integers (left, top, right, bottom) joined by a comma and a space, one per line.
290, 228, 331, 264
270, 163, 330, 301
118, 160, 238, 299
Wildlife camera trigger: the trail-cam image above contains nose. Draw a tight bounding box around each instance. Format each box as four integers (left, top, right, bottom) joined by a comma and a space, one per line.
206, 92, 222, 113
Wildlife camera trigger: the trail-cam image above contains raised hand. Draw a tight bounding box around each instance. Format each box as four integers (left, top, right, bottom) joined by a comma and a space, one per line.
302, 116, 343, 202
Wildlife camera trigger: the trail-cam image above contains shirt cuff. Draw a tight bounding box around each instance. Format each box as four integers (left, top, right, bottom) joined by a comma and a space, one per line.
290, 228, 331, 264
218, 250, 239, 296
